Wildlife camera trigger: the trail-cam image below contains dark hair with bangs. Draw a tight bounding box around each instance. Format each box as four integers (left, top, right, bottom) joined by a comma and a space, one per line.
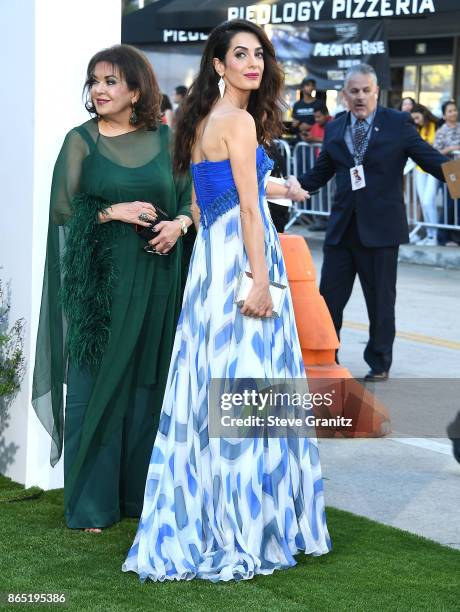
83, 44, 161, 130
173, 19, 285, 174
441, 99, 456, 116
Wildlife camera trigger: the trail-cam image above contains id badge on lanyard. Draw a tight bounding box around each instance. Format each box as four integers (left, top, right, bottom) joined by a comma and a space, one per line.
350, 164, 366, 190
350, 119, 371, 190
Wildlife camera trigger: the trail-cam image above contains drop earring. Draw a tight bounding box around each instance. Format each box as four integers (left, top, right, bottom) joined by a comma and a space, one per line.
218, 76, 225, 98
129, 101, 138, 125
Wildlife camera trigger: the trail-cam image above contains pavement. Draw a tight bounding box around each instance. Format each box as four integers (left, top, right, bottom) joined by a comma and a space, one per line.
287, 226, 460, 550
319, 438, 460, 550
289, 224, 460, 270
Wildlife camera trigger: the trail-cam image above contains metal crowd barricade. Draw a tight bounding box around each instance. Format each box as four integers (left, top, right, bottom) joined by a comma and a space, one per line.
271, 141, 333, 231
285, 142, 333, 230
404, 154, 460, 241
272, 142, 459, 240
273, 138, 293, 176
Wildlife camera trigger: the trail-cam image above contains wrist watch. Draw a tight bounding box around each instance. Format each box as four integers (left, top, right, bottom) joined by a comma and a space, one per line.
176, 216, 188, 236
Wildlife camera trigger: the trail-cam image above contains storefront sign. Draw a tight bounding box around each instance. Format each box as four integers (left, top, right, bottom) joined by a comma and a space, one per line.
228, 0, 444, 24
271, 21, 390, 89
162, 30, 208, 43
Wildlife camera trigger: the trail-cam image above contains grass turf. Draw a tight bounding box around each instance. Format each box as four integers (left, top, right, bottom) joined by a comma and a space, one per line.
0, 474, 458, 611
0, 475, 42, 503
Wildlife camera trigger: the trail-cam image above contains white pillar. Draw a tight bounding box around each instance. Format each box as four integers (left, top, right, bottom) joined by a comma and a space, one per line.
0, 0, 121, 489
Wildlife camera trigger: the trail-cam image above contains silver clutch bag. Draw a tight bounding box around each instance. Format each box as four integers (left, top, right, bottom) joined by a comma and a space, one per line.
234, 271, 286, 318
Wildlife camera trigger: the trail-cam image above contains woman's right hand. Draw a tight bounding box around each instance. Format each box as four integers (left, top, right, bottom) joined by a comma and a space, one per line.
110, 201, 157, 226
240, 282, 273, 318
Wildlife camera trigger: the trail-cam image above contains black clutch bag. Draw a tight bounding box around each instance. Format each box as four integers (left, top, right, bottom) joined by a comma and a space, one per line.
134, 204, 176, 255
134, 204, 171, 241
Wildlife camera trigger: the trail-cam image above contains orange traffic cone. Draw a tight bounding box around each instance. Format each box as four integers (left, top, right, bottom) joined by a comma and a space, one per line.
279, 233, 390, 438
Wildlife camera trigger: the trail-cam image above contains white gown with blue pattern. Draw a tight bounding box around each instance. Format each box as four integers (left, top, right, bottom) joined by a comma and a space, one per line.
122, 145, 331, 582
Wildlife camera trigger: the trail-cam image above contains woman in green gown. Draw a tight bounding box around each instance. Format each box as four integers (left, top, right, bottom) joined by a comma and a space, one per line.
32, 45, 192, 531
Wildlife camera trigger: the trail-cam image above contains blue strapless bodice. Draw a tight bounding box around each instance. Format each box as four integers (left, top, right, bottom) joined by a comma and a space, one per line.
191, 145, 274, 229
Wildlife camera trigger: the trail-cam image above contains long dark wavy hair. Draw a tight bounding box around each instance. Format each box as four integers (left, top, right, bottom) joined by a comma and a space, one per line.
174, 19, 285, 174
411, 103, 440, 129
83, 44, 161, 130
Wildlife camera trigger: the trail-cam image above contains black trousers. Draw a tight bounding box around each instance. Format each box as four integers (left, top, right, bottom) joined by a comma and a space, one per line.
319, 215, 399, 373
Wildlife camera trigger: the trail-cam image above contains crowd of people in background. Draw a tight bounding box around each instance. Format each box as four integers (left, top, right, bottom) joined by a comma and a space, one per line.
288, 83, 460, 246
160, 84, 188, 128
159, 79, 460, 247
401, 97, 460, 246
433, 100, 460, 246
410, 102, 440, 245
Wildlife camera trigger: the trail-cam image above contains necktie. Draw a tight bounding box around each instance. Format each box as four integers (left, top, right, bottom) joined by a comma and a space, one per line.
353, 119, 368, 164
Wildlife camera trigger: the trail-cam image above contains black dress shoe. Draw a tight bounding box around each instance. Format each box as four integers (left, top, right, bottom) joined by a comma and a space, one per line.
447, 417, 460, 464
451, 439, 460, 464
364, 369, 389, 382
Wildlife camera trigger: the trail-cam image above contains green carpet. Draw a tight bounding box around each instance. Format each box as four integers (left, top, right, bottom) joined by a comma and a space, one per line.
0, 474, 458, 611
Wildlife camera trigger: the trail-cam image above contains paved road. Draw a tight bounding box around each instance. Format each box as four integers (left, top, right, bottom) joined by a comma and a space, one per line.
301, 240, 460, 549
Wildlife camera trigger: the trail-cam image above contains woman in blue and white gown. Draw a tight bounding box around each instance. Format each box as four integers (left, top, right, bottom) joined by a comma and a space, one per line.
123, 19, 331, 583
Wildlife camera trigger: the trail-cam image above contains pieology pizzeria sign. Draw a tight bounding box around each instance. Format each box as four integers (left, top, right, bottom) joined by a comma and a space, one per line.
228, 0, 440, 24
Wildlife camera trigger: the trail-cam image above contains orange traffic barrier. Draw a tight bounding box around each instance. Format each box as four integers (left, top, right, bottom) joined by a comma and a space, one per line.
279, 233, 390, 438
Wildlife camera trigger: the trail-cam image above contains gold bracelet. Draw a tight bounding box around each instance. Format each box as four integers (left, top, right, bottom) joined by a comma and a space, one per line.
175, 216, 188, 236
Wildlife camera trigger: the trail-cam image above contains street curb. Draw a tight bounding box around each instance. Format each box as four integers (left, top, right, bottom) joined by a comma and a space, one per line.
398, 244, 460, 269
286, 228, 460, 270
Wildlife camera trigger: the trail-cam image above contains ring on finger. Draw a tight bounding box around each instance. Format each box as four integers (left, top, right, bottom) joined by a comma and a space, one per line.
138, 212, 150, 222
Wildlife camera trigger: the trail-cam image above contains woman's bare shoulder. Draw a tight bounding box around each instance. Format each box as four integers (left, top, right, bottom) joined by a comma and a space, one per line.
213, 109, 257, 151
214, 107, 256, 131
194, 108, 256, 161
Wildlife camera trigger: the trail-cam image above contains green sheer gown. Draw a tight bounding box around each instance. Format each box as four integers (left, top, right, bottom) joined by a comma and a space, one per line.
32, 119, 191, 528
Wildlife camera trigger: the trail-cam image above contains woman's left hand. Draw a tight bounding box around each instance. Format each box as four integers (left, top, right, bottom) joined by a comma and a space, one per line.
148, 220, 182, 254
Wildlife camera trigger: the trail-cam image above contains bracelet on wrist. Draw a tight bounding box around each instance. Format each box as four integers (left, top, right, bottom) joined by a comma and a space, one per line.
175, 216, 188, 236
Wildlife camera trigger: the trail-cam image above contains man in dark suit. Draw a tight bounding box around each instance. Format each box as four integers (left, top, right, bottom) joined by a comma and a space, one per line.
299, 64, 448, 381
